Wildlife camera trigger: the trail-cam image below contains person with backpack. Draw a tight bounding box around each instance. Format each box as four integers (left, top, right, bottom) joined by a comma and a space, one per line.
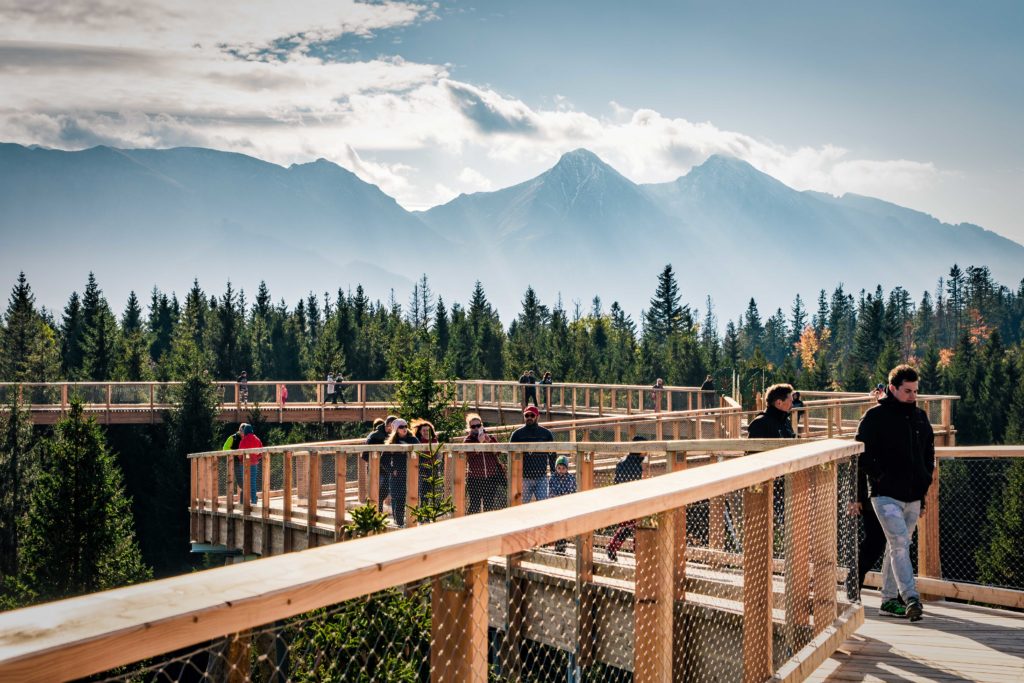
606, 436, 648, 562
238, 423, 263, 505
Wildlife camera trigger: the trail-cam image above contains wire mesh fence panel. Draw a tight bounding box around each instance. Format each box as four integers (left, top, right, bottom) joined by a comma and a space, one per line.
939, 457, 1022, 590
21, 384, 62, 405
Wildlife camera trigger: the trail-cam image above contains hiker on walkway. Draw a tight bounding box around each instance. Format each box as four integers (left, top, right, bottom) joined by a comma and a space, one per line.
411, 419, 441, 502
326, 372, 336, 404
365, 415, 398, 512
509, 405, 555, 503
464, 413, 504, 514
223, 423, 245, 504
540, 371, 553, 408
519, 369, 538, 407
238, 423, 263, 505
855, 364, 934, 622
237, 371, 248, 404
606, 436, 647, 561
383, 418, 419, 527
549, 456, 577, 553
747, 383, 796, 438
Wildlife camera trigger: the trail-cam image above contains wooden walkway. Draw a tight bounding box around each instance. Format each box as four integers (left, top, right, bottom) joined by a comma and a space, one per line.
809, 592, 1024, 682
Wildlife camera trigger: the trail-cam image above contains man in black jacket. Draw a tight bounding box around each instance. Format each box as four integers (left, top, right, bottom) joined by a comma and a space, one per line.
855, 364, 934, 622
747, 383, 796, 439
365, 415, 397, 512
510, 405, 555, 503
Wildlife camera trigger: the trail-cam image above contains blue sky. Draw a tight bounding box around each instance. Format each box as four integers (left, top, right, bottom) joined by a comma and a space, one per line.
1, 0, 1022, 244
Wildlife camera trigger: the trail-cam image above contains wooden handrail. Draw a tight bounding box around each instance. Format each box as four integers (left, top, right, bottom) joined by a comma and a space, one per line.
0, 439, 860, 682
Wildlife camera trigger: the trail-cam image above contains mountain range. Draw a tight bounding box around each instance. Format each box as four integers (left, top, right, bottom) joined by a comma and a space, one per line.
2, 142, 1022, 324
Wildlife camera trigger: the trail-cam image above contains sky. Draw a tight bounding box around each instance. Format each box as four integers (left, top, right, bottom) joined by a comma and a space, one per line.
1, 0, 1023, 246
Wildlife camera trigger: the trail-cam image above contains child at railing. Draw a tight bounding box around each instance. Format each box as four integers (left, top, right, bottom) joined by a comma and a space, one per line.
549, 455, 577, 553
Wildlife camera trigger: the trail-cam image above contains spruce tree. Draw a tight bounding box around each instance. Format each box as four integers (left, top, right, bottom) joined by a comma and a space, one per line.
0, 395, 34, 578
18, 400, 151, 601
60, 291, 85, 379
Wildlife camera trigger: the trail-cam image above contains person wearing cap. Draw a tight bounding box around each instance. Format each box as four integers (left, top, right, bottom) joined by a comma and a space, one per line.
464, 413, 503, 514
606, 436, 648, 561
510, 405, 555, 503
383, 418, 419, 527
549, 456, 577, 552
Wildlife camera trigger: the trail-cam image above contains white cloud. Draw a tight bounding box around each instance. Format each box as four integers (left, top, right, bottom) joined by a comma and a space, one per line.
0, 0, 943, 213
457, 167, 493, 191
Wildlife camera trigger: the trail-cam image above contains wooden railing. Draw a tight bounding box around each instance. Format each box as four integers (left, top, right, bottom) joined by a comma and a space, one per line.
0, 379, 716, 424
0, 438, 864, 682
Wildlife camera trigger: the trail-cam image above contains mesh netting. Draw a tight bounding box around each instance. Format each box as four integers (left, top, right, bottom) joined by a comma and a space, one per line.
176, 446, 861, 682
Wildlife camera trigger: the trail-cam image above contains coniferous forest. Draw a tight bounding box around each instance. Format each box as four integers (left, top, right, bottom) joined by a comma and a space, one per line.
1, 263, 1023, 607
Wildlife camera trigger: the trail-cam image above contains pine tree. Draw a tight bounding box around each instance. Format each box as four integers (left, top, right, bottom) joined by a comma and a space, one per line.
644, 265, 689, 340
60, 291, 85, 379
117, 291, 151, 381
1, 273, 59, 382
789, 294, 807, 350
0, 394, 34, 578
433, 296, 450, 361
79, 274, 119, 381
18, 400, 151, 601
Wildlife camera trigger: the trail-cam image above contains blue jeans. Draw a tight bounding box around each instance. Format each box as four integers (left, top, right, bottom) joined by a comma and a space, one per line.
249, 461, 262, 505
871, 496, 922, 601
523, 477, 548, 504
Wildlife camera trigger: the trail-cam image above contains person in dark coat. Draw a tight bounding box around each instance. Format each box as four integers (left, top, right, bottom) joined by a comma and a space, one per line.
464, 413, 503, 513
509, 405, 555, 503
606, 436, 648, 561
383, 418, 419, 527
519, 369, 538, 407
747, 383, 796, 438
365, 415, 397, 511
855, 364, 934, 622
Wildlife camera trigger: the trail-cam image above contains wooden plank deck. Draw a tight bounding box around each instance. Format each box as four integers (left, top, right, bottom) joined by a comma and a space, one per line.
808, 592, 1024, 682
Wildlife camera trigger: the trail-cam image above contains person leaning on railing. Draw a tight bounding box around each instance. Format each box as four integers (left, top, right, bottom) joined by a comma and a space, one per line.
509, 405, 555, 503
382, 418, 419, 527
238, 424, 263, 505
605, 436, 647, 562
222, 423, 245, 504
464, 413, 503, 513
364, 415, 397, 513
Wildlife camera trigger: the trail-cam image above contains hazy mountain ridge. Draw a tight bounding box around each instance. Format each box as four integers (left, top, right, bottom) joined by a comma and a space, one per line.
2, 142, 1021, 322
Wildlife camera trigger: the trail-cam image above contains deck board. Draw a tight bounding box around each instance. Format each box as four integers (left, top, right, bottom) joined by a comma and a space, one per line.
808, 592, 1024, 682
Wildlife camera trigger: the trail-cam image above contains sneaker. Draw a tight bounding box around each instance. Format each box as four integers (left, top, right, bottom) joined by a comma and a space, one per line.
606, 548, 617, 562
879, 598, 907, 618
905, 598, 923, 622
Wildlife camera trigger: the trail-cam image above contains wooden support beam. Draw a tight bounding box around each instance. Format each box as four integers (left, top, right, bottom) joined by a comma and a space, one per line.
335, 453, 345, 540
508, 452, 523, 507
283, 451, 293, 552
743, 481, 773, 683
918, 458, 941, 591
307, 451, 320, 547
190, 458, 198, 541
406, 452, 419, 527
575, 452, 596, 669
368, 453, 380, 507
452, 450, 466, 518
430, 562, 488, 683
634, 513, 674, 683
811, 464, 838, 635
784, 469, 812, 651
667, 451, 687, 683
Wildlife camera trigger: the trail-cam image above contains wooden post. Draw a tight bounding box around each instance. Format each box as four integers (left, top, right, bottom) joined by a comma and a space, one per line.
452, 450, 467, 517
307, 451, 320, 547
262, 452, 271, 518
242, 456, 253, 556
431, 562, 488, 682
508, 452, 523, 507
190, 458, 199, 541
283, 450, 293, 552
811, 464, 838, 635
575, 448, 595, 668
784, 469, 812, 650
918, 459, 941, 583
335, 453, 345, 540
667, 451, 687, 683
406, 452, 419, 527
634, 512, 674, 683
572, 387, 577, 418
62, 383, 69, 411
368, 453, 380, 507
742, 481, 773, 683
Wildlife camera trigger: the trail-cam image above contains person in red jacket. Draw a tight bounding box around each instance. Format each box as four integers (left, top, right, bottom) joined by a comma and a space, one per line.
464, 413, 504, 513
239, 423, 263, 505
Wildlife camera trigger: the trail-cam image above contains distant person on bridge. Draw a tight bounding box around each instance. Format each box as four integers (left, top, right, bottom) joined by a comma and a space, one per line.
464, 413, 503, 514
383, 418, 419, 527
336, 371, 348, 404
855, 364, 934, 622
650, 378, 665, 411
237, 371, 248, 404
540, 371, 553, 408
519, 369, 538, 407
510, 405, 555, 504
238, 423, 263, 505
223, 424, 245, 504
606, 436, 648, 562
747, 383, 796, 439
700, 374, 715, 408
326, 372, 336, 405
